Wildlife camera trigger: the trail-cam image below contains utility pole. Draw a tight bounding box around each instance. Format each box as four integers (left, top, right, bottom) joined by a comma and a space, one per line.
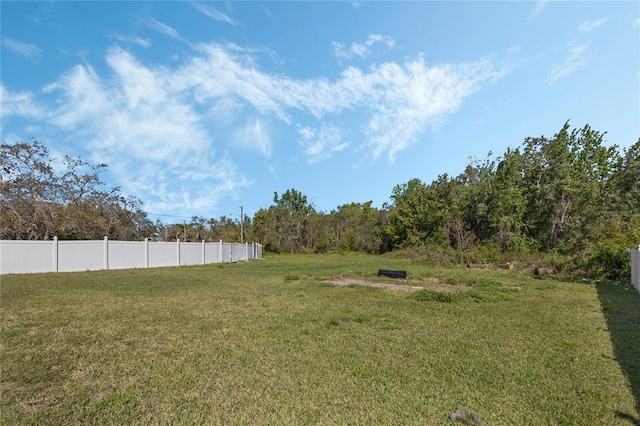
240, 205, 244, 244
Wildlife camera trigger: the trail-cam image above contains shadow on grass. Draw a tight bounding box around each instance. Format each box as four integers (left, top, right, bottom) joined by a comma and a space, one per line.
596, 282, 640, 425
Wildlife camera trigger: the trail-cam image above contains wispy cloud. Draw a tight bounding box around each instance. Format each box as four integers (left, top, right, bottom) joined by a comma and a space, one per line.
182, 42, 502, 162
298, 125, 349, 164
113, 34, 151, 48
528, 0, 548, 21
191, 2, 239, 25
4, 41, 504, 212
579, 18, 609, 32
548, 44, 588, 84
332, 34, 395, 60
146, 16, 183, 41
40, 47, 248, 214
232, 118, 272, 157
633, 18, 640, 29
2, 37, 42, 59
0, 84, 45, 118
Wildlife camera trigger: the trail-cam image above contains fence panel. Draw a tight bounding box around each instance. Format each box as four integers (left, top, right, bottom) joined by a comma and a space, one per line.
0, 240, 53, 274
108, 241, 146, 270
0, 239, 261, 274
221, 243, 234, 263
180, 242, 204, 266
236, 243, 245, 262
58, 240, 104, 272
148, 242, 177, 268
204, 242, 220, 264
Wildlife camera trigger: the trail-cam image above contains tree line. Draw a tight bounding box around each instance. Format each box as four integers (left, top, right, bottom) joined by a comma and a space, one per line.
0, 139, 155, 241
2, 122, 638, 279
0, 139, 250, 244
253, 123, 638, 252
249, 122, 639, 279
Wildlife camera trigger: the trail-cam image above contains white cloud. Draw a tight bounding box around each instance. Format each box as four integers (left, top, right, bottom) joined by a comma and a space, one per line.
191, 2, 239, 25
146, 16, 183, 41
113, 34, 151, 48
5, 41, 504, 213
40, 46, 251, 214
332, 34, 395, 60
2, 37, 41, 59
579, 18, 609, 32
46, 64, 111, 130
0, 84, 45, 118
298, 125, 349, 164
548, 44, 588, 84
181, 41, 500, 163
233, 118, 272, 157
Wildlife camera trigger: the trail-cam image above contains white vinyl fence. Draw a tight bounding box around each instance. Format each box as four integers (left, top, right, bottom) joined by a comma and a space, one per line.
0, 237, 262, 275
632, 247, 640, 293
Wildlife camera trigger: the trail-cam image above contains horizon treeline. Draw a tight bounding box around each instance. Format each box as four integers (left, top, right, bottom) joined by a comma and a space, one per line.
254, 122, 639, 248
2, 122, 639, 279
249, 121, 639, 280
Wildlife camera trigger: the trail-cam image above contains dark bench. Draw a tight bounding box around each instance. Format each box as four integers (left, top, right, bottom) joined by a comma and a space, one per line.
377, 269, 407, 279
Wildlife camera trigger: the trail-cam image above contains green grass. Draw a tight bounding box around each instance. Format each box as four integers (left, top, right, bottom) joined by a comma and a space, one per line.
1, 254, 639, 425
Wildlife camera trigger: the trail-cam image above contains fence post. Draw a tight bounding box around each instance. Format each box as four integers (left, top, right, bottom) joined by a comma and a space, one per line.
633, 245, 640, 292
145, 238, 150, 268
219, 240, 223, 263
53, 236, 59, 273
637, 246, 640, 291
103, 236, 109, 270
202, 240, 205, 265
177, 239, 181, 266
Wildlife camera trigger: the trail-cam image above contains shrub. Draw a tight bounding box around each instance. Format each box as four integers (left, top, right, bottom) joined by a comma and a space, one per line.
585, 244, 631, 282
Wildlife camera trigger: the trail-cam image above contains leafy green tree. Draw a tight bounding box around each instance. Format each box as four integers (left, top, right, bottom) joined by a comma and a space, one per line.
521, 122, 620, 252
522, 126, 573, 250
457, 156, 495, 242
252, 189, 315, 253
385, 175, 468, 250
486, 148, 529, 252
385, 178, 430, 248
332, 201, 385, 253
595, 139, 640, 248
609, 140, 640, 214
428, 174, 467, 248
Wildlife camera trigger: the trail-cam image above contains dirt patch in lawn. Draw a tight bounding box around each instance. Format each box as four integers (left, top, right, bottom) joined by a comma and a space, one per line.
322, 277, 472, 294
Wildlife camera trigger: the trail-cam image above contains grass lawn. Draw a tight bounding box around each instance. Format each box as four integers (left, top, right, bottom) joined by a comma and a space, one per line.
1, 254, 639, 425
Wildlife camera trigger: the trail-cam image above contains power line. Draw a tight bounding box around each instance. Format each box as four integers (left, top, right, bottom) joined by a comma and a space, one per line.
146, 213, 198, 219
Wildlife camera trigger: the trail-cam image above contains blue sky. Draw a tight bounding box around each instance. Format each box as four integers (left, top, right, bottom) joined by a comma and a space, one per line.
2, 1, 639, 222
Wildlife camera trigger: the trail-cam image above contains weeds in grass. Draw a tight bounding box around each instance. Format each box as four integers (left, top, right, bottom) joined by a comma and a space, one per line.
284, 273, 301, 281
409, 289, 456, 302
